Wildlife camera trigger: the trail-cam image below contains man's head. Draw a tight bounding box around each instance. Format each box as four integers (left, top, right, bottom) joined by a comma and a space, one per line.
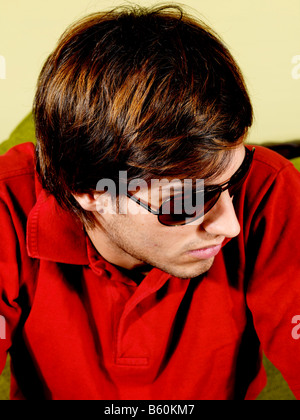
34, 5, 253, 278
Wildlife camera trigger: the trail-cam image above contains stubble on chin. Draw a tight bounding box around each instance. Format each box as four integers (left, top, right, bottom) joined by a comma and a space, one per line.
155, 257, 215, 280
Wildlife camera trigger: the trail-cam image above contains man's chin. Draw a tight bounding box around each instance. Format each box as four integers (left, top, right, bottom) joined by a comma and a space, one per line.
162, 257, 215, 279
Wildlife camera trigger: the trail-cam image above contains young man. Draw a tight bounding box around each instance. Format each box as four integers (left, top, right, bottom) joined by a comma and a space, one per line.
0, 5, 300, 400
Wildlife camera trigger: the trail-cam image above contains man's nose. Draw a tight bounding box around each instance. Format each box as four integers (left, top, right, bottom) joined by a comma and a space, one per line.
200, 190, 241, 238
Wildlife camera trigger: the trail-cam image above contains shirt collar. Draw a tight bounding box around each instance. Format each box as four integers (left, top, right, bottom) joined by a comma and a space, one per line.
26, 189, 176, 290
26, 190, 192, 293
26, 189, 89, 265
26, 189, 174, 289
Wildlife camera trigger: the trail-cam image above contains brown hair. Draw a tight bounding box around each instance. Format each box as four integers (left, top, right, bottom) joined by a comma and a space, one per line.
34, 4, 253, 228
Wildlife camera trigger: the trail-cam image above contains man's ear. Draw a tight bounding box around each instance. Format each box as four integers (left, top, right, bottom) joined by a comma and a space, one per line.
73, 192, 102, 212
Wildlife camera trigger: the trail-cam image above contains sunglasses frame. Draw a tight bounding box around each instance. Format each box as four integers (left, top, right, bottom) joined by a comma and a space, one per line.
126, 147, 255, 226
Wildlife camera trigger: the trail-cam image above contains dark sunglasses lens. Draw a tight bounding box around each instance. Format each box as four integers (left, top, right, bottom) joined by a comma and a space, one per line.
158, 213, 190, 226
158, 148, 254, 226
158, 193, 196, 226
159, 189, 218, 226
228, 176, 245, 197
204, 189, 222, 214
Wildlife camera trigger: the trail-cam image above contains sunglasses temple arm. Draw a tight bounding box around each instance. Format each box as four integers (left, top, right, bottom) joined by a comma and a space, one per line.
126, 192, 159, 215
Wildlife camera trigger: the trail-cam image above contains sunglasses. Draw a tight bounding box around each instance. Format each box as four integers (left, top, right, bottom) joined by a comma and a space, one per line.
127, 147, 255, 226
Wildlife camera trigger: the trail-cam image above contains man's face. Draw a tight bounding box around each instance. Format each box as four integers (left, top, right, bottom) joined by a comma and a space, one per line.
87, 145, 245, 279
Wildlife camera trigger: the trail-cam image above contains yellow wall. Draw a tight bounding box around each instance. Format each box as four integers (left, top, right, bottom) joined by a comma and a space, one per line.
0, 0, 300, 144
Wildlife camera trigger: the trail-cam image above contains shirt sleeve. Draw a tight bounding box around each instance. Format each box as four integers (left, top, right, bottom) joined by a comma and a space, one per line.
0, 199, 22, 374
245, 162, 300, 398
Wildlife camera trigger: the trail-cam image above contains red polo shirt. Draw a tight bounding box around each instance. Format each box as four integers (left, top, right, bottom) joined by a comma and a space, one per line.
0, 142, 300, 400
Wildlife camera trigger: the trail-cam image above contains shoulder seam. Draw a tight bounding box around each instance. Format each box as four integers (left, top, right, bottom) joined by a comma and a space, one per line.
253, 156, 293, 173
0, 168, 35, 182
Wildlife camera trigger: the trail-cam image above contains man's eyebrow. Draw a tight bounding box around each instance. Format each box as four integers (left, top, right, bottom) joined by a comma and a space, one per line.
160, 184, 183, 193
143, 182, 183, 204
159, 182, 187, 196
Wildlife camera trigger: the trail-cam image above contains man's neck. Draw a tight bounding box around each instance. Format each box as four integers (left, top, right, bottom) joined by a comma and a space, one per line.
118, 265, 153, 285
86, 226, 153, 283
